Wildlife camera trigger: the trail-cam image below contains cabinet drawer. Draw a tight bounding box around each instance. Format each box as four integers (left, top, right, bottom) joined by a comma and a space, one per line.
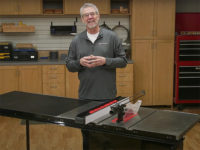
43, 82, 65, 88
43, 74, 65, 83
179, 87, 200, 100
117, 91, 133, 97
43, 83, 65, 96
117, 64, 133, 73
117, 82, 133, 92
117, 81, 133, 97
43, 65, 65, 74
116, 73, 133, 82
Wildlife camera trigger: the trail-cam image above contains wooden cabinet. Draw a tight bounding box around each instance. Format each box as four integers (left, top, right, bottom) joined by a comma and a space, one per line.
132, 40, 174, 106
0, 0, 18, 15
152, 40, 174, 105
43, 65, 66, 97
64, 0, 86, 15
0, 0, 42, 15
131, 0, 175, 40
117, 64, 133, 97
131, 0, 154, 40
0, 64, 133, 99
132, 40, 153, 105
18, 65, 42, 94
0, 66, 18, 94
18, 0, 42, 15
65, 70, 79, 98
64, 0, 110, 14
91, 0, 110, 14
154, 0, 175, 40
131, 0, 175, 106
0, 65, 42, 94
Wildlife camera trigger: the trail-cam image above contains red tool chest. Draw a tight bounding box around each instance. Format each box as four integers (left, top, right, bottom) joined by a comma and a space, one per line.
174, 35, 200, 105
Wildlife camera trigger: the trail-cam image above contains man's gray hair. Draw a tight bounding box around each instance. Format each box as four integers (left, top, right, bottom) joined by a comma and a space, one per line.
80, 3, 99, 17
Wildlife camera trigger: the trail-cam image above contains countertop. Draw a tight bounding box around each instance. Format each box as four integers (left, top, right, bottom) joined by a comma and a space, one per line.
0, 59, 66, 66
0, 59, 133, 66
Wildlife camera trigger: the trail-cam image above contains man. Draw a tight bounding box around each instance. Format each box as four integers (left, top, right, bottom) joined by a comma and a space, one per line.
66, 3, 127, 101
65, 3, 127, 150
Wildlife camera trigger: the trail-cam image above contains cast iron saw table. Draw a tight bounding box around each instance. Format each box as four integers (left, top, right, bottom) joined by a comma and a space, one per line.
0, 91, 199, 150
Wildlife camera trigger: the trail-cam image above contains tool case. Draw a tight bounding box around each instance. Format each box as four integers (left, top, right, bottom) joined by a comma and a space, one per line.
0, 42, 12, 60
11, 48, 38, 61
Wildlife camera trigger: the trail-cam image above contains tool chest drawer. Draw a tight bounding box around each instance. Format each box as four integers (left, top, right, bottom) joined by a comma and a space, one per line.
179, 40, 200, 61
178, 66, 200, 100
179, 66, 200, 86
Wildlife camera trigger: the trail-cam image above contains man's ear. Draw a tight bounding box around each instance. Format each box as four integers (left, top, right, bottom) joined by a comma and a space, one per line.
97, 14, 100, 21
81, 17, 84, 23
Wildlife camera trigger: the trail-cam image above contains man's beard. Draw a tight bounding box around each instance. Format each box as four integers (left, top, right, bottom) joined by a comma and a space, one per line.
86, 20, 99, 29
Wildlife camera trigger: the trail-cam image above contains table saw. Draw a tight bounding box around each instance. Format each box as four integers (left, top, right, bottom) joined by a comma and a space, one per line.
0, 91, 199, 150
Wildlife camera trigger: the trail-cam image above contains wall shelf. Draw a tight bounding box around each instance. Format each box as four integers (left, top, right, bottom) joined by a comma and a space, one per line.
2, 25, 35, 32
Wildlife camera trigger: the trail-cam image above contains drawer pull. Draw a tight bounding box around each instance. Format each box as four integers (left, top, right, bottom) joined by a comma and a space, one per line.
49, 75, 57, 79
50, 77, 57, 79
195, 66, 200, 70
50, 85, 57, 88
119, 84, 127, 86
50, 67, 58, 70
119, 75, 127, 77
179, 77, 200, 79
179, 86, 200, 88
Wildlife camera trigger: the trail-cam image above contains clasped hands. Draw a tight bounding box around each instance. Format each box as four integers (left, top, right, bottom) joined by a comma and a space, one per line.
80, 55, 106, 68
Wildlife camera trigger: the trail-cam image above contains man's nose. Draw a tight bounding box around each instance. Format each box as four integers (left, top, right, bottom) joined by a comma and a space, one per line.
88, 14, 93, 18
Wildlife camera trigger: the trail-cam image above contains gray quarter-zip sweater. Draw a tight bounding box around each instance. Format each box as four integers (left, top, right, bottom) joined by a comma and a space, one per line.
66, 28, 127, 100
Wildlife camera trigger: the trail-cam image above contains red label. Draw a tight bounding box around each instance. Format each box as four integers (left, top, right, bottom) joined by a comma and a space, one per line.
89, 100, 118, 114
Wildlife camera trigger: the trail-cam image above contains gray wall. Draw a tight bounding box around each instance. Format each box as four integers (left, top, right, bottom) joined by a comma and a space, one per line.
176, 0, 200, 12
0, 16, 129, 51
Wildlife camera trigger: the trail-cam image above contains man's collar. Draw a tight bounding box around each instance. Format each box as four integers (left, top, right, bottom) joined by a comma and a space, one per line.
81, 28, 103, 40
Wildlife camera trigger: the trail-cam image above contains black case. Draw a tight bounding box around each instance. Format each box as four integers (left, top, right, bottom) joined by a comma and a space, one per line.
11, 48, 38, 61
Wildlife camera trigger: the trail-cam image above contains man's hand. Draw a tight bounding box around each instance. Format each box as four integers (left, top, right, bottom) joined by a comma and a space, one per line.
80, 55, 106, 68
80, 56, 92, 67
90, 56, 106, 67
